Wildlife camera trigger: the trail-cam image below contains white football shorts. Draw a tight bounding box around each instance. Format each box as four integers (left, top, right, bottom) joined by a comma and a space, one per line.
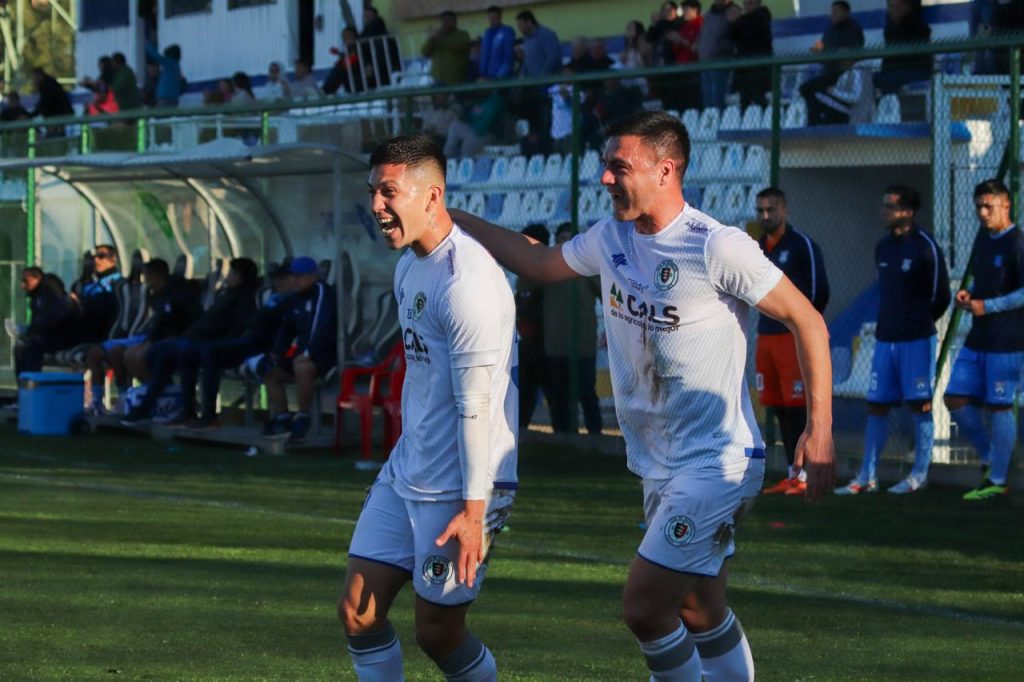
637, 456, 765, 577
347, 479, 515, 606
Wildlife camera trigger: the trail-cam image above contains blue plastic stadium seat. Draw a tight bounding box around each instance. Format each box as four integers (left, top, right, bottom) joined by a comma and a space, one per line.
484, 193, 505, 222
470, 157, 494, 184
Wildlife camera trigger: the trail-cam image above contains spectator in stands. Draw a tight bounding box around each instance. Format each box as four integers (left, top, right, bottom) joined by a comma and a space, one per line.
360, 5, 400, 88
806, 60, 874, 125
261, 256, 338, 443
971, 0, 998, 74
944, 179, 1024, 501
516, 10, 563, 154
801, 1, 865, 112
257, 61, 291, 101
1, 91, 31, 121
728, 0, 773, 108
516, 10, 563, 78
186, 264, 293, 428
13, 267, 79, 378
697, 0, 738, 108
547, 79, 575, 154
323, 28, 364, 95
542, 223, 603, 435
620, 20, 653, 70
144, 43, 183, 106
30, 67, 74, 132
646, 2, 682, 66
588, 38, 615, 72
567, 37, 594, 73
516, 224, 550, 428
420, 93, 458, 145
80, 56, 118, 116
443, 90, 505, 159
73, 245, 123, 347
753, 188, 830, 497
122, 258, 260, 424
290, 59, 322, 100
142, 61, 160, 107
660, 0, 703, 112
421, 10, 472, 86
991, 0, 1024, 74
835, 185, 950, 496
479, 5, 517, 80
594, 76, 646, 128
212, 78, 236, 105
231, 72, 255, 103
110, 53, 142, 111
873, 0, 932, 96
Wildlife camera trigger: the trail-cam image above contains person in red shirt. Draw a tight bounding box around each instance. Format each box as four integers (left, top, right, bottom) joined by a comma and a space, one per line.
663, 0, 703, 111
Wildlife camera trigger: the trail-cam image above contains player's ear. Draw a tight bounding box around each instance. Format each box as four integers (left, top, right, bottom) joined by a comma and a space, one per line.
427, 183, 444, 213
658, 158, 675, 186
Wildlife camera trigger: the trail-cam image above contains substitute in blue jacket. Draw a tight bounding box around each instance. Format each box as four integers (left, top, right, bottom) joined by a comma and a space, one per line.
944, 179, 1024, 500
74, 245, 123, 345
754, 188, 830, 496
479, 6, 516, 80
837, 184, 951, 496
263, 256, 338, 442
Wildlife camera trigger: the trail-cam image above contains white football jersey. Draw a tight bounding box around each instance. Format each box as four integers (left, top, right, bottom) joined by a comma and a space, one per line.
380, 224, 519, 502
561, 204, 783, 479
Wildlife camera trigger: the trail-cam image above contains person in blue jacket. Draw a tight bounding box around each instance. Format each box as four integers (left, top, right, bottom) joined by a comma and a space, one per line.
837, 184, 951, 495
261, 257, 338, 442
479, 5, 516, 80
944, 179, 1024, 500
145, 42, 183, 106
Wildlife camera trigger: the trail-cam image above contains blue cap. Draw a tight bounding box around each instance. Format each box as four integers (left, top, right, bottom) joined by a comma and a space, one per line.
290, 256, 318, 275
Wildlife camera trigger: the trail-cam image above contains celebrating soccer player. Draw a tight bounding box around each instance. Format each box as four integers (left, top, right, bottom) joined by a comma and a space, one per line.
338, 135, 518, 681
454, 111, 833, 682
944, 179, 1024, 501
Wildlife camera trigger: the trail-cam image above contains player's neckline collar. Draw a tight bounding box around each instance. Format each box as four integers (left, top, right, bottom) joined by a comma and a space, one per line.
632, 204, 688, 239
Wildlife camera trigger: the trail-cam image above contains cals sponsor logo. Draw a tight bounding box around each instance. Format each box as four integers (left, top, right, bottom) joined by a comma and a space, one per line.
404, 328, 430, 363
608, 283, 680, 329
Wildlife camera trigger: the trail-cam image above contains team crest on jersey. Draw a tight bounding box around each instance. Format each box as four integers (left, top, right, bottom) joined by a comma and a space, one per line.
412, 291, 427, 320
778, 250, 790, 265
655, 259, 679, 291
994, 381, 1006, 396
422, 555, 454, 585
995, 255, 1004, 268
664, 515, 696, 546
901, 258, 912, 272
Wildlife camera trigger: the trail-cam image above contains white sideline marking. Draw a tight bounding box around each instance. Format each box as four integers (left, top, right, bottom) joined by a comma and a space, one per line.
2, 456, 1022, 631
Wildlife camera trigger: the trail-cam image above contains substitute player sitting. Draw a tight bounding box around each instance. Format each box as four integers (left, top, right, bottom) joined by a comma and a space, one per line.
454, 111, 833, 682
339, 135, 518, 681
945, 179, 1024, 500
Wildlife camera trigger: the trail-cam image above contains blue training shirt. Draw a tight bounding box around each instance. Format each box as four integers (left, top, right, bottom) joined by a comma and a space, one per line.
875, 224, 951, 342
757, 225, 830, 335
966, 225, 1024, 352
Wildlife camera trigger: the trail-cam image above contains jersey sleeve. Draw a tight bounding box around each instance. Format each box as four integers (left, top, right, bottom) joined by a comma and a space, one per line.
706, 226, 783, 305
559, 222, 604, 277
441, 275, 506, 368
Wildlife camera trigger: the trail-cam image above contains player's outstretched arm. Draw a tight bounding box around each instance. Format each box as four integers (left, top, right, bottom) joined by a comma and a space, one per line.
757, 275, 835, 501
450, 208, 580, 283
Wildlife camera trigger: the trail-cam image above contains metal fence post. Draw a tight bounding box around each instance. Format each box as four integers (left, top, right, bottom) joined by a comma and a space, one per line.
261, 110, 271, 146
25, 126, 35, 268
770, 63, 781, 188
1010, 47, 1021, 225
567, 83, 581, 434
136, 117, 147, 153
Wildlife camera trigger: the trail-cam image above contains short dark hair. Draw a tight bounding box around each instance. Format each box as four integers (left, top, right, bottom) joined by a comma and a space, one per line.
522, 223, 550, 244
516, 10, 537, 24
440, 9, 456, 20
143, 258, 170, 278
832, 0, 852, 11
756, 187, 786, 204
974, 178, 1010, 200
883, 184, 921, 213
486, 5, 501, 14
606, 111, 691, 179
369, 135, 447, 179
165, 44, 181, 61
94, 244, 118, 258
365, 5, 379, 16
112, 52, 127, 65
22, 266, 43, 280
681, 0, 701, 11
230, 257, 260, 286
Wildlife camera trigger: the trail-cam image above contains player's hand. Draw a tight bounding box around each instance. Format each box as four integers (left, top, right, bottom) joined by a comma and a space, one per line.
435, 500, 486, 588
792, 425, 835, 503
969, 299, 986, 316
954, 289, 972, 309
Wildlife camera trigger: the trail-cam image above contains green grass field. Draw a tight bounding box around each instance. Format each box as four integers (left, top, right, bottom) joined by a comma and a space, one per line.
1, 424, 1022, 681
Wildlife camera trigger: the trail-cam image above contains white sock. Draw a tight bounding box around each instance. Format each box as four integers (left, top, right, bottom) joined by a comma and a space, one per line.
347, 624, 405, 682
437, 633, 497, 681
638, 620, 702, 682
693, 609, 754, 682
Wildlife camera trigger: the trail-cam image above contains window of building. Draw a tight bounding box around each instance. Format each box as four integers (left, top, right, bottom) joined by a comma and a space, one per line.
228, 0, 277, 8
166, 0, 213, 18
81, 0, 130, 30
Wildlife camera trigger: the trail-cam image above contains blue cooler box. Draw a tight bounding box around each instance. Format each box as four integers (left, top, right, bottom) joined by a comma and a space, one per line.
18, 372, 85, 435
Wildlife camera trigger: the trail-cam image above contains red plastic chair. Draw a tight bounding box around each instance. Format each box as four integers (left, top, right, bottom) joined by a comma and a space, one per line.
334, 341, 405, 460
